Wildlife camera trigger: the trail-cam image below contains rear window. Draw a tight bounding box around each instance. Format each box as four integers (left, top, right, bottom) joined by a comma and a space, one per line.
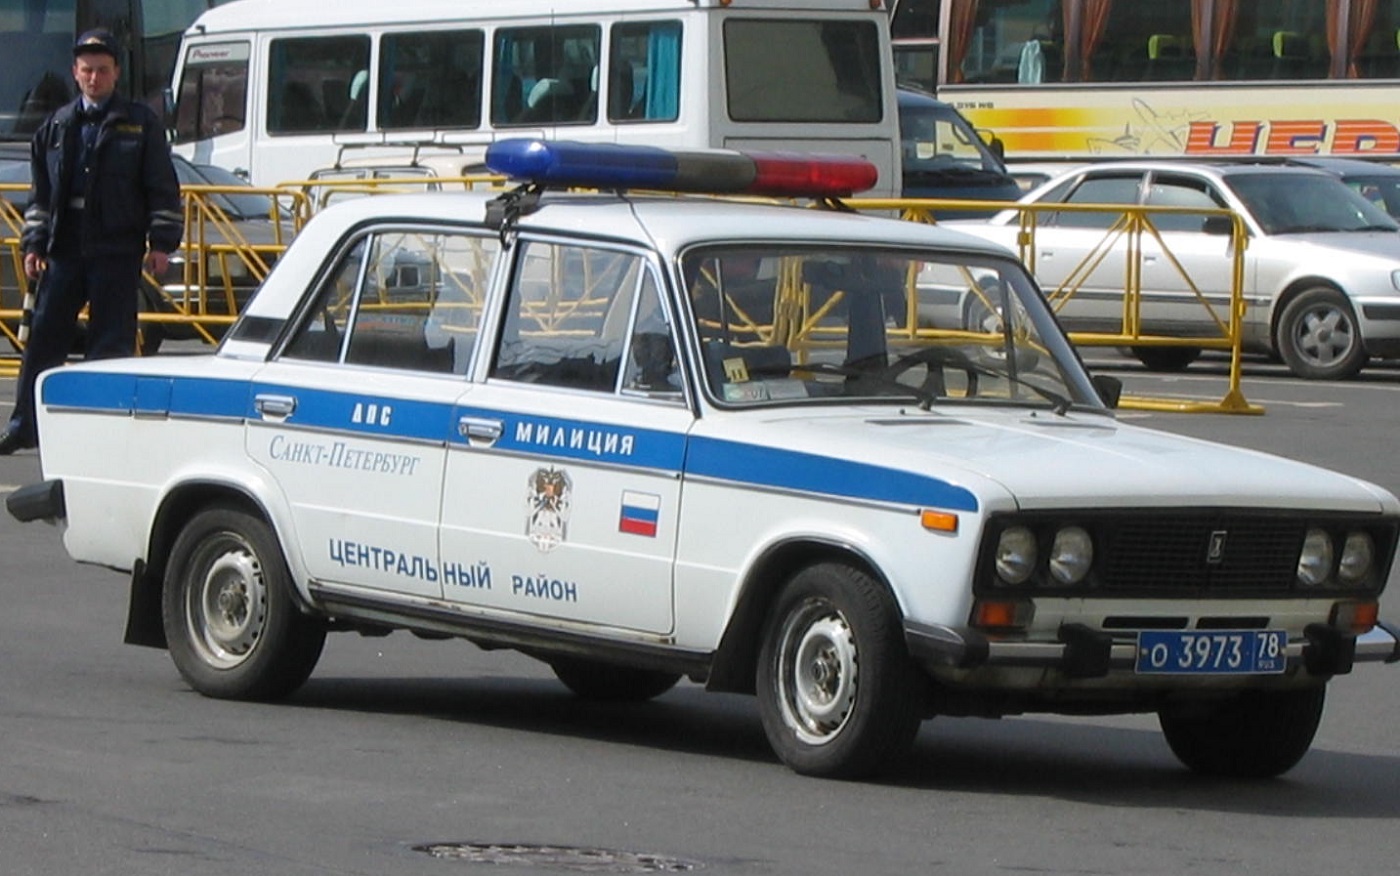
724, 19, 882, 123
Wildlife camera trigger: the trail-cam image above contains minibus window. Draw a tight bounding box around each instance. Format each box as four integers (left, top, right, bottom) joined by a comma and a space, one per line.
608, 20, 681, 123
173, 41, 250, 143
267, 35, 372, 134
724, 19, 882, 123
493, 25, 601, 126
380, 30, 484, 130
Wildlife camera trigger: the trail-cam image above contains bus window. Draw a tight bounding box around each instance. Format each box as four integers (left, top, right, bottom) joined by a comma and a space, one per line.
267, 35, 371, 135
379, 30, 484, 130
492, 25, 601, 126
608, 21, 681, 123
724, 20, 882, 123
173, 41, 248, 142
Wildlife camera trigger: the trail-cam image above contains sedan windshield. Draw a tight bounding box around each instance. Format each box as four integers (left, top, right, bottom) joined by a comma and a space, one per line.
1229, 173, 1398, 234
679, 246, 1101, 411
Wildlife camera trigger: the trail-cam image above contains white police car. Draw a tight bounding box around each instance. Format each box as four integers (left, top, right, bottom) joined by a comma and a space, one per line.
9, 140, 1400, 780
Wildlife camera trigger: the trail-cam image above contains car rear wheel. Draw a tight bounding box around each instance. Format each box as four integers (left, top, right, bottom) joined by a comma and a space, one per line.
550, 657, 681, 702
1276, 287, 1368, 380
756, 562, 922, 779
1158, 687, 1325, 778
162, 506, 325, 700
1130, 345, 1200, 372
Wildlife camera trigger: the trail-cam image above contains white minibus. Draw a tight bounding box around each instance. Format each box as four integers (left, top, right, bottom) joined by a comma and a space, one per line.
169, 0, 902, 195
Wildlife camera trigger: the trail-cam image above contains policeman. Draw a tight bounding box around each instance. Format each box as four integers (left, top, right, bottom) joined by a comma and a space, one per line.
0, 29, 183, 454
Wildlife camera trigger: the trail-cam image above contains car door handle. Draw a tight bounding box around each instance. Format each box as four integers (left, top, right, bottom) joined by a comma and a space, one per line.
458, 416, 503, 446
254, 393, 297, 418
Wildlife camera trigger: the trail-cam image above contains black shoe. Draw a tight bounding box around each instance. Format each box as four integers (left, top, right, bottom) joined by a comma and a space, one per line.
0, 429, 34, 455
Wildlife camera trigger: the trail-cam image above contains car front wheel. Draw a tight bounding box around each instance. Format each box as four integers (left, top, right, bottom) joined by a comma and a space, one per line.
1130, 345, 1200, 372
162, 506, 325, 700
756, 562, 923, 779
1158, 687, 1325, 778
1276, 287, 1368, 379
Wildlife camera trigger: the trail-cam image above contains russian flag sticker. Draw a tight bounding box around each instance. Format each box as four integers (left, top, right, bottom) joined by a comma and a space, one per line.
619, 491, 661, 537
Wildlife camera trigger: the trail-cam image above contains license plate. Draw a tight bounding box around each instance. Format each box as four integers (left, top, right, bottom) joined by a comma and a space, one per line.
1135, 629, 1288, 675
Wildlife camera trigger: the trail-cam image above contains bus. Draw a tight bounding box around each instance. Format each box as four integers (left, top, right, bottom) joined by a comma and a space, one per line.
889, 0, 1400, 163
0, 0, 231, 137
168, 0, 903, 194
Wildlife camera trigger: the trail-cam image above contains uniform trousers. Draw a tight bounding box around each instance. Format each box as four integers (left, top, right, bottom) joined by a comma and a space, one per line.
6, 249, 143, 444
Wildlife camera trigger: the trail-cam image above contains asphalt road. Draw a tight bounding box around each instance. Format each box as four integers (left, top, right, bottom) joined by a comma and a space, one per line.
2, 354, 1399, 876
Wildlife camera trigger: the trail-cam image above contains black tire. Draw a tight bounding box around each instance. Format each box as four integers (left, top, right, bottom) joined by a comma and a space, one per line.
756, 562, 923, 779
1130, 345, 1201, 372
965, 294, 1042, 373
550, 657, 681, 702
1158, 687, 1326, 778
161, 506, 326, 701
138, 322, 165, 356
1276, 287, 1368, 380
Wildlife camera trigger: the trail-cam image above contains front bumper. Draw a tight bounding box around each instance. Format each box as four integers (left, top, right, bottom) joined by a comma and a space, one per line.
905, 619, 1400, 679
6, 479, 65, 523
1356, 300, 1400, 358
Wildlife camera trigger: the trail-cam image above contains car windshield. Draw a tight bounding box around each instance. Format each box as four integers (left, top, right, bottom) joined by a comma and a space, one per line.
170, 158, 281, 220
679, 245, 1100, 411
1229, 172, 1399, 234
1341, 174, 1400, 221
899, 101, 1005, 177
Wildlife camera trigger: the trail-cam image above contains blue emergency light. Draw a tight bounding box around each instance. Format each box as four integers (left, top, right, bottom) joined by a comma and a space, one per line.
484, 139, 879, 198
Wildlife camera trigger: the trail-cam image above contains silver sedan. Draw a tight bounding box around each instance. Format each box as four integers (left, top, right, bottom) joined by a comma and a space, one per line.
947, 161, 1400, 379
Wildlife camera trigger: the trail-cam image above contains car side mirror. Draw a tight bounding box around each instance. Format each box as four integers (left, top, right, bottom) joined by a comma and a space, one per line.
979, 130, 1006, 163
162, 86, 176, 135
1092, 374, 1122, 409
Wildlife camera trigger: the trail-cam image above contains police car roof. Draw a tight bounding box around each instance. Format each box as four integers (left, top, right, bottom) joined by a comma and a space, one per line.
302, 189, 1015, 256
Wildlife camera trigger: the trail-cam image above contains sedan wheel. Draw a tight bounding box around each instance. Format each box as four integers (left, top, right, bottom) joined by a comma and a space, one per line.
1276, 287, 1367, 380
756, 563, 923, 778
162, 506, 325, 700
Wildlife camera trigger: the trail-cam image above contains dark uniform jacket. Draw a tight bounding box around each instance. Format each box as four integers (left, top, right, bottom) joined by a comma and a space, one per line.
21, 95, 183, 259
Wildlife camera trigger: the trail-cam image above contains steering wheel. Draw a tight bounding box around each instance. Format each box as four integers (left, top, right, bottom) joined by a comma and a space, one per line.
879, 346, 980, 398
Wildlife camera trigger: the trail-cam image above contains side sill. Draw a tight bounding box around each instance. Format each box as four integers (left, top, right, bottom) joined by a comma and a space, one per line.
308, 582, 714, 679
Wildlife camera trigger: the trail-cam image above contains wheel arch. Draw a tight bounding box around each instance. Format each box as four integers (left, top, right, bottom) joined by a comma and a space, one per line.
704, 537, 897, 695
124, 481, 294, 649
1268, 276, 1345, 352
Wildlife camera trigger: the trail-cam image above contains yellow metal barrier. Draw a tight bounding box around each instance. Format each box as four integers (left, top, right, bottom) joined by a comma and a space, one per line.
1, 182, 309, 359
277, 173, 507, 212
847, 197, 1262, 415
0, 177, 1260, 415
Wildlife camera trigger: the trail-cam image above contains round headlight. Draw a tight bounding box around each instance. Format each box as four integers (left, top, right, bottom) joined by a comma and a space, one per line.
995, 526, 1037, 585
1338, 531, 1375, 585
1297, 528, 1335, 587
1048, 526, 1093, 585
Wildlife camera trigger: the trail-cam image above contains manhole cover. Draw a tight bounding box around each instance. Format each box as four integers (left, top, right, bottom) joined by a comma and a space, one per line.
413, 842, 701, 873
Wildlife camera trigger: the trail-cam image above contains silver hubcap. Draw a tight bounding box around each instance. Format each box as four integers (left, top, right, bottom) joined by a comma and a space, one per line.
186, 540, 268, 669
1294, 304, 1354, 367
776, 600, 858, 745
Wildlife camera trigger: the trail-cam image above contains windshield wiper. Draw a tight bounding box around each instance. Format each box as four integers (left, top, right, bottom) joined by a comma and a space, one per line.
885, 346, 1074, 414
904, 165, 998, 181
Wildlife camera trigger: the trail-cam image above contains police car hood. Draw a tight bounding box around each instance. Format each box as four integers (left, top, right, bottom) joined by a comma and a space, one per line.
713, 407, 1395, 513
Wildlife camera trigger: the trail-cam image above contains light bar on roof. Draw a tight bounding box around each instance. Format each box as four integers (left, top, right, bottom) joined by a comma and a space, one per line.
484, 138, 878, 198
